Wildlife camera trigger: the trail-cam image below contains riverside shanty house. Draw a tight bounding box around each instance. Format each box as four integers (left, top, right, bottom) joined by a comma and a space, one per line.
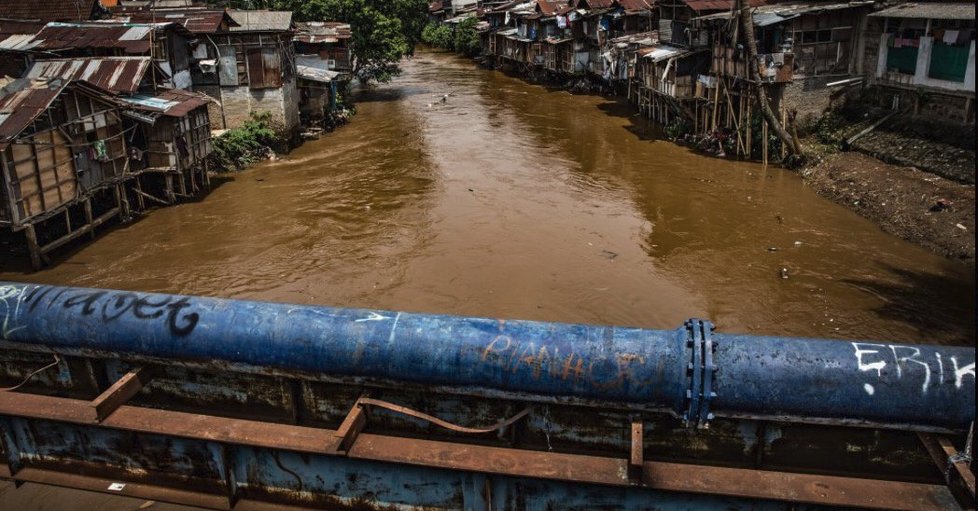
0, 78, 129, 269
209, 10, 299, 135
0, 56, 214, 268
0, 21, 197, 90
293, 22, 353, 127
864, 2, 975, 123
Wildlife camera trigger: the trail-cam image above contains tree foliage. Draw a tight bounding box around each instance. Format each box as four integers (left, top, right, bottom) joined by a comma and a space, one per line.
422, 18, 481, 58
422, 22, 455, 50
221, 0, 428, 84
453, 17, 481, 57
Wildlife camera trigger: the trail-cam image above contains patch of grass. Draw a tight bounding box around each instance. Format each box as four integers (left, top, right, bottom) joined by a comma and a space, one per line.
209, 112, 283, 172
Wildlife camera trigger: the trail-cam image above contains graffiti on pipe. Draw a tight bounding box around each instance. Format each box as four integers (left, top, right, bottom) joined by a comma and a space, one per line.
481, 334, 660, 391
852, 342, 975, 395
0, 284, 200, 338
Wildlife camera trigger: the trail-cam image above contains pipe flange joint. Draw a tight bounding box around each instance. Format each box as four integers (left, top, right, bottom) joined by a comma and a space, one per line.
683, 318, 718, 429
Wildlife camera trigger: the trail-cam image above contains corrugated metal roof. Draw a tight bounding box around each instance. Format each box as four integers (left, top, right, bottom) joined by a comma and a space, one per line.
639, 43, 692, 61
618, 0, 656, 14
0, 34, 42, 51
19, 22, 175, 54
25, 57, 151, 94
0, 20, 45, 40
113, 10, 238, 33
294, 21, 352, 43
227, 10, 293, 32
0, 78, 68, 147
870, 2, 975, 20
119, 89, 211, 117
0, 0, 100, 23
695, 2, 872, 25
296, 65, 341, 83
579, 0, 616, 8
684, 0, 764, 12
536, 0, 564, 16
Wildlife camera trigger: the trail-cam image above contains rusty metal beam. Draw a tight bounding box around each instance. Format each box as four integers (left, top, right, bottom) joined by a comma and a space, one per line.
629, 418, 643, 482
918, 432, 976, 498
334, 399, 367, 453
0, 391, 958, 511
91, 366, 153, 422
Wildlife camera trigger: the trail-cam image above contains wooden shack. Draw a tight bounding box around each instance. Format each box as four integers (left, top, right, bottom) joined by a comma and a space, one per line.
120, 89, 213, 205
0, 78, 129, 268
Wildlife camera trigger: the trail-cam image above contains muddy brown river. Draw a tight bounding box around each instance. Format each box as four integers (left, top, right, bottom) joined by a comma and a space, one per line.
3, 50, 973, 347
0, 48, 975, 511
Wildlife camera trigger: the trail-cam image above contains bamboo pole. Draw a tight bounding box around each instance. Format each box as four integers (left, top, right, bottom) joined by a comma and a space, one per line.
721, 81, 747, 156
739, 0, 801, 157
762, 117, 768, 165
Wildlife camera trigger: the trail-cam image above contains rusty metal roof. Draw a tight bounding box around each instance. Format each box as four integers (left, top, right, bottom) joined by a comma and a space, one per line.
119, 88, 211, 117
617, 0, 656, 13
870, 2, 975, 20
536, 0, 565, 16
695, 2, 872, 25
114, 10, 238, 33
0, 20, 45, 39
0, 79, 65, 147
577, 0, 616, 8
684, 0, 764, 11
227, 10, 293, 32
24, 57, 151, 94
22, 22, 162, 54
294, 21, 352, 44
0, 0, 100, 22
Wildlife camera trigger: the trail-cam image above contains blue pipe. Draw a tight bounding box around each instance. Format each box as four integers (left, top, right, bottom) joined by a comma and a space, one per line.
0, 282, 973, 431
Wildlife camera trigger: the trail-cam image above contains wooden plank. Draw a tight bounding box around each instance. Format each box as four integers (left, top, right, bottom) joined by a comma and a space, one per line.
40, 207, 118, 254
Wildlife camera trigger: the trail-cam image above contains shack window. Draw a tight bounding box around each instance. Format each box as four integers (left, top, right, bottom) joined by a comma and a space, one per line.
246, 47, 283, 89
799, 30, 832, 44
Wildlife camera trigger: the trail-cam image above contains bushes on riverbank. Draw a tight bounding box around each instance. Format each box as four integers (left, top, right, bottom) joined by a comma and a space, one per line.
209, 112, 283, 172
422, 18, 481, 57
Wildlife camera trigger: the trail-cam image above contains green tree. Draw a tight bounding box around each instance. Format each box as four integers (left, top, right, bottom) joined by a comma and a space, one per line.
422, 22, 455, 50
453, 17, 481, 57
224, 0, 428, 84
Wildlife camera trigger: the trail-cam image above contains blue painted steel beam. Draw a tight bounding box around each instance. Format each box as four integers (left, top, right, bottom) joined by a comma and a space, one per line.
0, 282, 973, 431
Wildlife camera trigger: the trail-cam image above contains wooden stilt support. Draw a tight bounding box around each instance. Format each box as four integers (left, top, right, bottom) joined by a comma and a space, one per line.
164, 175, 176, 203
762, 118, 768, 165
91, 366, 153, 423
24, 224, 42, 271
83, 198, 95, 240
133, 187, 171, 206
134, 177, 146, 210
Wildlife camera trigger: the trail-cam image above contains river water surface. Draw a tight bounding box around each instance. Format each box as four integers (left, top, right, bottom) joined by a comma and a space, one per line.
2, 50, 974, 345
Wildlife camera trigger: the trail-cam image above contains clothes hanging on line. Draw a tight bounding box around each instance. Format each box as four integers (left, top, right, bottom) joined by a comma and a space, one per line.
92, 140, 109, 162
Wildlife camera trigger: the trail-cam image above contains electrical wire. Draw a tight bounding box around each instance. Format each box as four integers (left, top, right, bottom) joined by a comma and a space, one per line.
1, 354, 61, 392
